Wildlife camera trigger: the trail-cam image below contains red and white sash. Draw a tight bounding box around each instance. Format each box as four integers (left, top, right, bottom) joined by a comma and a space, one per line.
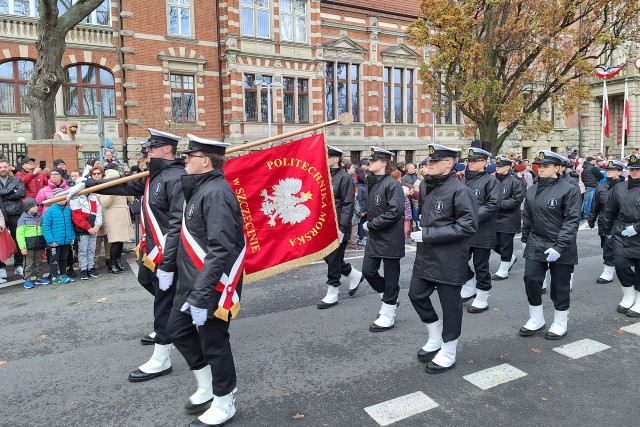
137, 178, 166, 270
180, 204, 246, 321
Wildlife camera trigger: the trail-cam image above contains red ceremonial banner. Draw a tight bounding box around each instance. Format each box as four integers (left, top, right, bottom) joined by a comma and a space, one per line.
223, 134, 339, 283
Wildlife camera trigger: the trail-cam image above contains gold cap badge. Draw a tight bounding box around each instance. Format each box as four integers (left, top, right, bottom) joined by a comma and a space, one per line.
429, 146, 435, 155
539, 152, 545, 159
469, 149, 474, 156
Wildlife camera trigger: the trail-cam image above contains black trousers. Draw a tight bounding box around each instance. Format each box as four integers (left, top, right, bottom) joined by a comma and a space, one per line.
362, 255, 400, 305
7, 214, 23, 266
138, 262, 177, 345
168, 307, 236, 396
614, 254, 640, 291
408, 276, 462, 342
49, 244, 70, 277
600, 236, 615, 266
466, 247, 492, 291
323, 240, 352, 287
524, 259, 572, 310
494, 232, 515, 262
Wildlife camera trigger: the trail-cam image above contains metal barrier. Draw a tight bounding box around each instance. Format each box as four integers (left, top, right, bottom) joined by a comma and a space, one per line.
0, 143, 28, 166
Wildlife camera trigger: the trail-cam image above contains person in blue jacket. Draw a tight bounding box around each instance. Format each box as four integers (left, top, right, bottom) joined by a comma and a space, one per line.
42, 188, 76, 284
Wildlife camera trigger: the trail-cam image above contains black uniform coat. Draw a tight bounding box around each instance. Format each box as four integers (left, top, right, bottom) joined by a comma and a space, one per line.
365, 173, 405, 259
562, 171, 580, 188
522, 177, 581, 265
465, 170, 502, 248
0, 175, 26, 216
87, 158, 186, 270
603, 178, 640, 259
588, 178, 622, 236
495, 172, 525, 234
173, 169, 245, 313
413, 171, 478, 286
330, 167, 355, 238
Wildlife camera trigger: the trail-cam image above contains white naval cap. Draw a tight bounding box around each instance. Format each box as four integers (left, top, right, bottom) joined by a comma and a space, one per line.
183, 134, 230, 155
143, 128, 182, 147
427, 143, 460, 161
534, 150, 565, 165
327, 145, 344, 157
466, 147, 492, 160
369, 146, 394, 160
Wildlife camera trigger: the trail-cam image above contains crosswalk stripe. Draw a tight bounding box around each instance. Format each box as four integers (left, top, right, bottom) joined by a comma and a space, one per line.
552, 338, 611, 359
463, 363, 527, 390
620, 321, 640, 336
364, 391, 439, 426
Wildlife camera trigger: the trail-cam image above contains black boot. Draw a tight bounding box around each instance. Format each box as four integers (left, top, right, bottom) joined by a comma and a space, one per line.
116, 258, 128, 271
109, 261, 121, 274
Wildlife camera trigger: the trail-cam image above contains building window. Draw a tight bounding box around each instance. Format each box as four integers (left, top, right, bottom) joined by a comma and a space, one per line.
283, 77, 295, 122
260, 75, 272, 121
350, 151, 361, 165
168, 0, 192, 36
2, 0, 109, 23
298, 78, 308, 123
280, 0, 307, 43
394, 68, 402, 123
325, 62, 359, 122
385, 66, 416, 124
383, 67, 390, 123
244, 74, 258, 121
170, 74, 196, 123
241, 0, 270, 38
283, 77, 309, 123
406, 69, 413, 123
405, 150, 414, 164
0, 59, 34, 115
62, 64, 116, 117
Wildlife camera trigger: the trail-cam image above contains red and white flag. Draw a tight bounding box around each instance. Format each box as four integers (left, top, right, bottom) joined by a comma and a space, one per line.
624, 79, 630, 136
602, 78, 610, 138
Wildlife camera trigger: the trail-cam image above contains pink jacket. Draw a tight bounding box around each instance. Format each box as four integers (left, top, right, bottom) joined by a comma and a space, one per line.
35, 179, 70, 216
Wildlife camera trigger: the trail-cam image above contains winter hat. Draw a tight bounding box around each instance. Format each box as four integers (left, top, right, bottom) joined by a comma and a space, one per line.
104, 168, 120, 179
69, 121, 79, 127
53, 159, 65, 167
23, 198, 38, 212
59, 123, 67, 130
487, 164, 497, 174
50, 167, 65, 176
514, 164, 526, 172
106, 140, 114, 148
454, 163, 466, 171
52, 188, 66, 198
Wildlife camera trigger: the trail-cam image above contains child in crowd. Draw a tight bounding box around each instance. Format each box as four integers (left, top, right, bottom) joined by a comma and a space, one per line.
69, 181, 102, 280
16, 198, 49, 289
42, 188, 75, 284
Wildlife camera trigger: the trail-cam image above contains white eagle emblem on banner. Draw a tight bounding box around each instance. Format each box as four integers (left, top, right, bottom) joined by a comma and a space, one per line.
260, 178, 312, 227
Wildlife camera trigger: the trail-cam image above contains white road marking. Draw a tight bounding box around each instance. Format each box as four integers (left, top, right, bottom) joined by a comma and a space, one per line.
463, 363, 528, 390
364, 391, 439, 426
310, 245, 416, 265
128, 256, 139, 278
552, 339, 611, 359
620, 321, 640, 336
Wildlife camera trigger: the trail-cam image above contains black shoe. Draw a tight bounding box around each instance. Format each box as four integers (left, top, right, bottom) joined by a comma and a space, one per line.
348, 275, 365, 296
627, 310, 640, 318
128, 366, 172, 382
316, 300, 338, 309
109, 263, 121, 274
519, 325, 545, 336
467, 305, 489, 314
417, 348, 440, 363
545, 330, 566, 340
189, 416, 235, 427
140, 334, 159, 345
79, 270, 89, 280
617, 305, 630, 314
508, 257, 517, 271
425, 361, 455, 374
67, 267, 77, 278
116, 258, 128, 271
184, 398, 213, 415
491, 274, 507, 281
461, 294, 476, 303
369, 323, 394, 332
88, 268, 101, 278
596, 277, 613, 284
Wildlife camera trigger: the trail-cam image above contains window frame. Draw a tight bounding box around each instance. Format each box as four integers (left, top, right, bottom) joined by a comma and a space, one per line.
240, 0, 271, 39
170, 74, 197, 123
325, 61, 360, 122
384, 66, 419, 124
0, 59, 35, 116
243, 73, 274, 122
167, 0, 194, 38
279, 0, 309, 44
61, 64, 116, 118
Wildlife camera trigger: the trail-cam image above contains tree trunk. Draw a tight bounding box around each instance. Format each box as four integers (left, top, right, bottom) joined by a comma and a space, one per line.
478, 119, 500, 153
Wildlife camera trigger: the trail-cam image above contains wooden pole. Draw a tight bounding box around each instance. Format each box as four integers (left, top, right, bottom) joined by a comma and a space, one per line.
42, 114, 352, 205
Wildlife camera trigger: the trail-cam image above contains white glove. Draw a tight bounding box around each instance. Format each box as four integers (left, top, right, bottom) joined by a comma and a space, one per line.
66, 182, 86, 200
544, 248, 561, 262
363, 222, 369, 232
622, 225, 638, 237
156, 268, 174, 291
522, 242, 527, 251
338, 231, 345, 243
180, 302, 208, 326
410, 230, 423, 242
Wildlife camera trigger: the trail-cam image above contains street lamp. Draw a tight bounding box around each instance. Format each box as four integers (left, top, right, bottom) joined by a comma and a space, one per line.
255, 74, 283, 142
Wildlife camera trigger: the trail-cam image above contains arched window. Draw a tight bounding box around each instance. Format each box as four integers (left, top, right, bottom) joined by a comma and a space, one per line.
0, 59, 35, 115
62, 64, 116, 117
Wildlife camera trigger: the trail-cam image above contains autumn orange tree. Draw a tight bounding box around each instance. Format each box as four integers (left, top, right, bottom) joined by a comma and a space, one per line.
408, 0, 640, 152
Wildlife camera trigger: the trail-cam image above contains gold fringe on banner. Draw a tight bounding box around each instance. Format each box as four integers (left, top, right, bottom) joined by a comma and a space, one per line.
213, 301, 242, 322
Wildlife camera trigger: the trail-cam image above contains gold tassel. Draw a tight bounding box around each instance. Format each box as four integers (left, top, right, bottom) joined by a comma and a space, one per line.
134, 245, 140, 259
141, 254, 156, 272
213, 306, 230, 321
229, 301, 241, 319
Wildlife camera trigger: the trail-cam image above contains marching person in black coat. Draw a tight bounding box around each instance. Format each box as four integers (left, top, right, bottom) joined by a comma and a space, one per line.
519, 151, 581, 340
68, 129, 186, 382
460, 148, 502, 313
317, 145, 363, 308
361, 147, 405, 332
492, 155, 525, 281
603, 154, 640, 317
408, 144, 478, 374
165, 135, 244, 427
588, 159, 625, 284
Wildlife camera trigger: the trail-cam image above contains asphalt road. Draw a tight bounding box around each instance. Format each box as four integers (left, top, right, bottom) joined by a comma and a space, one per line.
1, 227, 640, 427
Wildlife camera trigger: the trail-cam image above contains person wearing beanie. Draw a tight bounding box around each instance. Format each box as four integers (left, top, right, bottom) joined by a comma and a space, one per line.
103, 139, 119, 163
53, 159, 71, 183
16, 198, 49, 288
53, 123, 71, 140
35, 167, 70, 216
454, 163, 466, 182
42, 188, 75, 284
67, 122, 78, 140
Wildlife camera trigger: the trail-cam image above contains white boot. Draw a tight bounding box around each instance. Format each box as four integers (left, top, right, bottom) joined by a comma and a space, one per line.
0, 268, 6, 279
468, 290, 489, 313
185, 366, 214, 414
597, 265, 615, 284
542, 272, 548, 293
626, 291, 640, 317
508, 254, 517, 269
197, 388, 237, 426
460, 277, 477, 300
545, 310, 568, 339
519, 305, 545, 336
317, 285, 339, 309
417, 321, 443, 362
492, 261, 510, 280
569, 273, 574, 291
139, 343, 173, 373
347, 268, 363, 296
428, 339, 458, 372
370, 302, 396, 332
618, 286, 637, 313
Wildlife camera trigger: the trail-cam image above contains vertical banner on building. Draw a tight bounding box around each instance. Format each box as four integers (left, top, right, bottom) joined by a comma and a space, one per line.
223, 134, 339, 284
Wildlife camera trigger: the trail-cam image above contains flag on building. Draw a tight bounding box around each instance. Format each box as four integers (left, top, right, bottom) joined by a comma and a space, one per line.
223, 134, 339, 284
624, 79, 630, 137
603, 78, 610, 138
